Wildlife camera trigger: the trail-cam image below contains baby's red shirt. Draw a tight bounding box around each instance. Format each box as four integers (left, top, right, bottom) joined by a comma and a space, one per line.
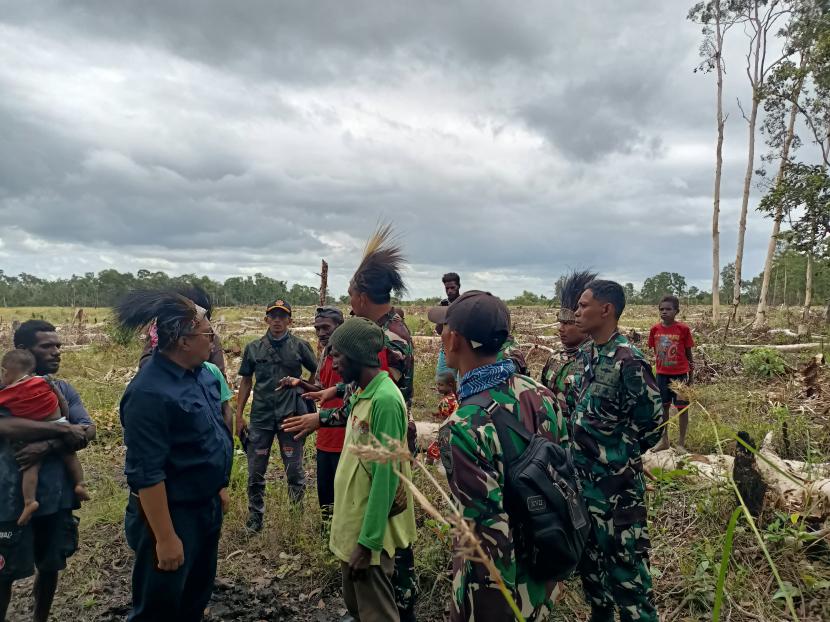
0, 376, 59, 421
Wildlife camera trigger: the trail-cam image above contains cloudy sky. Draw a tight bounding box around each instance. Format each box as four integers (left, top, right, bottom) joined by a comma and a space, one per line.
0, 1, 790, 299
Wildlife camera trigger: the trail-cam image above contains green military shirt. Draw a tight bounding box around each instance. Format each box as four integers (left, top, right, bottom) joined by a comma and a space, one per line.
239, 332, 317, 427
571, 333, 662, 514
540, 341, 589, 419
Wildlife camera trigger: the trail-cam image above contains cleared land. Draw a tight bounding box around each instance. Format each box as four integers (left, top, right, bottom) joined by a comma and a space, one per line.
1, 305, 829, 621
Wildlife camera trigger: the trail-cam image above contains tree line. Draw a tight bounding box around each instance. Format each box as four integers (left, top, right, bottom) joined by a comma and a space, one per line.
0, 269, 329, 309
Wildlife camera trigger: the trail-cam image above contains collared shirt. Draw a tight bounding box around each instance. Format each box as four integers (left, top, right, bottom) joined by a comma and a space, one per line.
0, 379, 93, 522
120, 351, 232, 504
238, 332, 318, 427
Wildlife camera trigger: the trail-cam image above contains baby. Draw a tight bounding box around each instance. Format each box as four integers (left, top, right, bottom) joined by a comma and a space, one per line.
0, 350, 89, 526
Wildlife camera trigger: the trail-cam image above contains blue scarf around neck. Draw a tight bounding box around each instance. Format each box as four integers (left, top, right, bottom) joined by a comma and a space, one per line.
458, 359, 516, 401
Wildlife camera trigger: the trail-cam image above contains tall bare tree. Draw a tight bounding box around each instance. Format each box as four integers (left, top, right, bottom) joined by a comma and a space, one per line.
730, 0, 792, 323
690, 0, 736, 322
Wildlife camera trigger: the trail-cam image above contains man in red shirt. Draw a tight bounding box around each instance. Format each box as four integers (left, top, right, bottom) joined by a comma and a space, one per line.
648, 295, 694, 451
279, 306, 345, 523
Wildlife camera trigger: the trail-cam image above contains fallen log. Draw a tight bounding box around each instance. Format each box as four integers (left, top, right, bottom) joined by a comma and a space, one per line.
720, 343, 821, 351
643, 449, 733, 481
758, 431, 830, 517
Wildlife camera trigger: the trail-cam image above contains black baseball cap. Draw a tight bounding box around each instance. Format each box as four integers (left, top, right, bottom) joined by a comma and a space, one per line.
427, 290, 510, 352
266, 299, 292, 316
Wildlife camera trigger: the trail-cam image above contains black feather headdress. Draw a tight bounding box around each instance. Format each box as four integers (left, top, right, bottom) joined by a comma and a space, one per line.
558, 270, 598, 322
350, 224, 407, 304
114, 289, 206, 351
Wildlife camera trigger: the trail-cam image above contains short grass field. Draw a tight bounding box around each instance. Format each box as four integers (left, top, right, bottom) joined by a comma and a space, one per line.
1, 304, 829, 621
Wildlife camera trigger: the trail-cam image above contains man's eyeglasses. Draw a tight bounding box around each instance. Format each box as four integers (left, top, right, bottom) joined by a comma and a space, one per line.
185, 331, 215, 339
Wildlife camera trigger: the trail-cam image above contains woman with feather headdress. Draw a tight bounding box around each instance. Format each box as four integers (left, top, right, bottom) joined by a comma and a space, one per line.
115, 289, 232, 621
540, 270, 597, 419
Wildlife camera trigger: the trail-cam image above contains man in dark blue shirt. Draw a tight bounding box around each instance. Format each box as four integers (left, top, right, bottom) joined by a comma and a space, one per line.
0, 320, 95, 622
117, 289, 233, 622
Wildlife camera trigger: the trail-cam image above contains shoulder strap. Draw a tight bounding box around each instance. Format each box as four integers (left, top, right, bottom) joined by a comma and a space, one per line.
462, 389, 533, 464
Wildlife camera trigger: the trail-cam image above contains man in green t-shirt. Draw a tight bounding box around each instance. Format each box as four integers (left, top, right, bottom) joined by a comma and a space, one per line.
236, 300, 317, 532
327, 317, 416, 622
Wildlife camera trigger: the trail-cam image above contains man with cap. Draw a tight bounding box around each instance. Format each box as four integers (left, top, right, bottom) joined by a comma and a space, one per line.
540, 270, 597, 420
279, 306, 345, 524
428, 291, 568, 622
327, 317, 416, 622
572, 280, 662, 622
236, 299, 318, 532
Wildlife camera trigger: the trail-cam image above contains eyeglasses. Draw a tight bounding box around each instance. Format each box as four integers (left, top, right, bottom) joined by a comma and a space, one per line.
185, 331, 215, 339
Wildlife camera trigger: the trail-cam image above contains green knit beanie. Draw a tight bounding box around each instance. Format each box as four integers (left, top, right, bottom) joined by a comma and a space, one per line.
329, 317, 384, 367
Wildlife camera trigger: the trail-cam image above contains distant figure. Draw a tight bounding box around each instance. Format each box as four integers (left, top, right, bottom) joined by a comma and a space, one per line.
0, 350, 89, 526
440, 272, 461, 306
648, 295, 695, 451
436, 272, 461, 378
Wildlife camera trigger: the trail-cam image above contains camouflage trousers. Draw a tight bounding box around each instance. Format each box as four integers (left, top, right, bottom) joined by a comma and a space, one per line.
393, 545, 417, 622
578, 504, 657, 622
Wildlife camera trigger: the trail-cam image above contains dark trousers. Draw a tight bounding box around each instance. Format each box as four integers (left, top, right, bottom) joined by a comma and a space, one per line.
316, 449, 341, 518
125, 494, 223, 622
341, 551, 399, 622
247, 425, 306, 515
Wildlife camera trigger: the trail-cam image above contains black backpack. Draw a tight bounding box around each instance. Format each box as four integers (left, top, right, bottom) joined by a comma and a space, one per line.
463, 391, 590, 582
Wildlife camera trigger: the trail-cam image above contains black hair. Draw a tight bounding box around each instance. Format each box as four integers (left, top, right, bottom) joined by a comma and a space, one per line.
659, 295, 680, 311
435, 371, 457, 388
585, 279, 626, 319
176, 285, 213, 319
114, 289, 203, 351
442, 272, 461, 285
560, 270, 598, 311
2, 349, 36, 372
13, 320, 57, 349
351, 224, 407, 304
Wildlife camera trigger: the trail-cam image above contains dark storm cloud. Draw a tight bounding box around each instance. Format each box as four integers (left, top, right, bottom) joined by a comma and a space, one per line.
0, 0, 779, 297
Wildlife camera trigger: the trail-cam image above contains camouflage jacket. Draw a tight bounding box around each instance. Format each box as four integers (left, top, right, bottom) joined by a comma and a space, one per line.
320, 309, 414, 427
540, 341, 588, 419
440, 372, 568, 622
496, 335, 528, 375
571, 333, 662, 516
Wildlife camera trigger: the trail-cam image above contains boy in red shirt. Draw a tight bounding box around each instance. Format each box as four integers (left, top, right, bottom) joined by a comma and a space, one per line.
0, 350, 89, 525
648, 295, 694, 451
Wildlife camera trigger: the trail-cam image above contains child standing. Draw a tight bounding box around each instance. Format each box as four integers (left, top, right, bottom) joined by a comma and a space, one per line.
0, 350, 89, 525
648, 295, 695, 451
426, 371, 458, 464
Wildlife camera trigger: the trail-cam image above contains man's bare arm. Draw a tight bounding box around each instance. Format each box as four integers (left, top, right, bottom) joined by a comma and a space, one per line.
0, 417, 87, 443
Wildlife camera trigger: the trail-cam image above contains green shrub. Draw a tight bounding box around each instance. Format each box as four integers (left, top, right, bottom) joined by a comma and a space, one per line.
742, 347, 788, 379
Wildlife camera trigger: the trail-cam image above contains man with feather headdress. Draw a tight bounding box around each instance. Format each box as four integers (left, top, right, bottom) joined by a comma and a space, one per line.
540, 271, 597, 420
283, 225, 418, 622
115, 290, 232, 621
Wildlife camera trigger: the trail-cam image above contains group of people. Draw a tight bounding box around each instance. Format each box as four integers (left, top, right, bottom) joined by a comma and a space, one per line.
0, 225, 699, 622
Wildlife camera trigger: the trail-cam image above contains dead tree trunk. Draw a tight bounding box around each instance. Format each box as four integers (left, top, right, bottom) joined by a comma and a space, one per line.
798, 253, 813, 336
318, 260, 328, 308
712, 0, 726, 323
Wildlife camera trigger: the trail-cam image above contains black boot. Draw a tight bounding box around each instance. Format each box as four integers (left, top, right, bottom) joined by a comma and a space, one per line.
245, 512, 263, 533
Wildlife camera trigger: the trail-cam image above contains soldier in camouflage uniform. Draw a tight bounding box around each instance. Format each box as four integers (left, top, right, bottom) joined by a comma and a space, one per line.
571, 280, 663, 622
428, 291, 568, 622
540, 271, 597, 419
282, 226, 418, 622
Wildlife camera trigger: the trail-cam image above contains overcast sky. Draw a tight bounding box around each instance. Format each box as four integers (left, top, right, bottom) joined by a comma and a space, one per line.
0, 1, 793, 299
